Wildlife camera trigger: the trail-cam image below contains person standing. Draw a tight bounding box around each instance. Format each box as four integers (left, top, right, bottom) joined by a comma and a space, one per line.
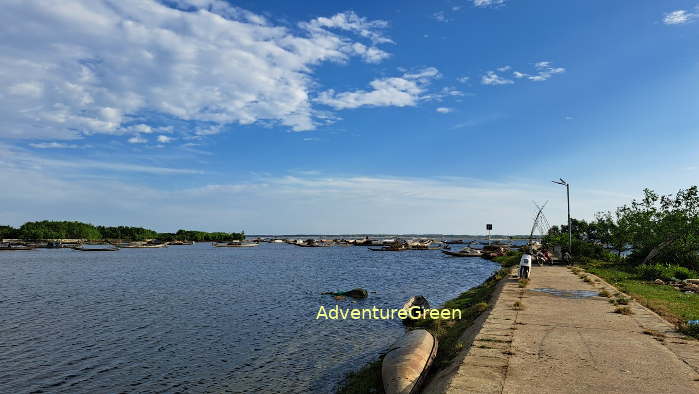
519, 252, 532, 279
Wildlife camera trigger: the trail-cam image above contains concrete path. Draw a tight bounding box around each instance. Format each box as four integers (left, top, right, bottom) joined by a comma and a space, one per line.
424, 265, 699, 394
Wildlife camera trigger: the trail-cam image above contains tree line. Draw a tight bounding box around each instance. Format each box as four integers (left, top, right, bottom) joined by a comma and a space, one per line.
0, 221, 245, 242
545, 186, 699, 270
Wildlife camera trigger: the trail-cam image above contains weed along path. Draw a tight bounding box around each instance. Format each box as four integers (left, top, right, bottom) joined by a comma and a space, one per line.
423, 266, 699, 394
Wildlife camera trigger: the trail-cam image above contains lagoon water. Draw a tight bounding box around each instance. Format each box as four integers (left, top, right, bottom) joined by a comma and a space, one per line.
0, 243, 499, 393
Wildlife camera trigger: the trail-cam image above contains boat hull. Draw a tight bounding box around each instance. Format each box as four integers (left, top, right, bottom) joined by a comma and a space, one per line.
382, 329, 438, 394
213, 243, 259, 247
73, 247, 119, 251
442, 251, 482, 257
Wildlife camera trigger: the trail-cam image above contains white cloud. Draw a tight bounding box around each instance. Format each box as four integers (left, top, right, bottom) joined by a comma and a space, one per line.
0, 151, 629, 234
29, 142, 79, 149
0, 1, 396, 140
457, 76, 470, 83
128, 135, 147, 144
316, 68, 440, 109
0, 144, 202, 175
473, 0, 506, 7
481, 71, 513, 85
497, 65, 511, 72
301, 10, 393, 45
436, 107, 453, 114
512, 61, 565, 82
663, 9, 698, 25
194, 125, 223, 136
157, 135, 173, 143
433, 11, 449, 23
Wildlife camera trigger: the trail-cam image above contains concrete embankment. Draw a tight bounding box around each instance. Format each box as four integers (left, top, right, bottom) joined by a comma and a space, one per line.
423, 265, 699, 393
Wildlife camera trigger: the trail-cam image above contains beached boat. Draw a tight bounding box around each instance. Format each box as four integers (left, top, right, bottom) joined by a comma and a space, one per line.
382, 329, 438, 394
401, 296, 430, 324
213, 241, 259, 247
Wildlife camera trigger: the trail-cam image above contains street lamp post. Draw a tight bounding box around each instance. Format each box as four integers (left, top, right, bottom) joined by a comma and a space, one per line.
552, 178, 572, 254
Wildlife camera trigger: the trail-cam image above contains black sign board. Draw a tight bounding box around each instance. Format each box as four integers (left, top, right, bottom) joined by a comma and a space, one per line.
486, 224, 493, 231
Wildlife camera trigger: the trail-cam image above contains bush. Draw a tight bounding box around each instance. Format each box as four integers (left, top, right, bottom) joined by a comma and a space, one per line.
636, 264, 697, 281
677, 322, 699, 339
672, 266, 694, 280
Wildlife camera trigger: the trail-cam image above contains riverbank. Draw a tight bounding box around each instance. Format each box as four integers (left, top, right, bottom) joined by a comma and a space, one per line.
425, 264, 699, 393
336, 253, 521, 394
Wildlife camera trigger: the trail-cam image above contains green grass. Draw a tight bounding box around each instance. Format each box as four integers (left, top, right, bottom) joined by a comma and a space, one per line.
336, 360, 383, 394
336, 255, 520, 393
582, 260, 699, 325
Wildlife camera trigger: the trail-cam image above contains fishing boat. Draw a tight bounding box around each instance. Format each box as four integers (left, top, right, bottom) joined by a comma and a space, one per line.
442, 247, 483, 257
118, 242, 168, 248
382, 329, 438, 394
73, 246, 119, 251
168, 240, 194, 246
0, 243, 33, 251
213, 241, 259, 247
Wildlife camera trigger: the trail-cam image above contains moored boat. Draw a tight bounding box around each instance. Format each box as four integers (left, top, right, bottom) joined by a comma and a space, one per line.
73, 246, 119, 251
117, 242, 168, 248
442, 247, 483, 257
382, 329, 438, 394
168, 240, 194, 246
0, 244, 33, 251
213, 241, 259, 247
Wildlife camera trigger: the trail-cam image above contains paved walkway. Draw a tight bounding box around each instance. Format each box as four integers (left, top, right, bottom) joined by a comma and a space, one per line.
424, 265, 699, 393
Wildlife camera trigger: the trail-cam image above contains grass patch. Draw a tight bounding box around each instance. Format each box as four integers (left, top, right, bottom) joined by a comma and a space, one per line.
583, 276, 593, 283
512, 301, 525, 310
598, 289, 611, 298
584, 260, 699, 328
518, 279, 529, 288
336, 256, 520, 393
610, 296, 630, 306
336, 359, 383, 394
614, 306, 634, 315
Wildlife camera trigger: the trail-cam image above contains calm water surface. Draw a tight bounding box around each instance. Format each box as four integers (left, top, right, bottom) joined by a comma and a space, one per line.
0, 243, 498, 393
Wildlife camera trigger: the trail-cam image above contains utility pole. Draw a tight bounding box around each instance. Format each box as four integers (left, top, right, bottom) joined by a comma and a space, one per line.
552, 178, 572, 254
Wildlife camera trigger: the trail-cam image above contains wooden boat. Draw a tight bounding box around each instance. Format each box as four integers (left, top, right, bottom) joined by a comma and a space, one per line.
401, 296, 430, 324
382, 329, 438, 394
370, 247, 442, 251
118, 243, 167, 248
369, 246, 408, 251
73, 246, 119, 251
0, 245, 33, 251
213, 241, 259, 247
442, 247, 483, 257
168, 240, 194, 246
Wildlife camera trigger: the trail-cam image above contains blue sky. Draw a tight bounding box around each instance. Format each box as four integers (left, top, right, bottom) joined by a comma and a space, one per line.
1, 0, 698, 234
